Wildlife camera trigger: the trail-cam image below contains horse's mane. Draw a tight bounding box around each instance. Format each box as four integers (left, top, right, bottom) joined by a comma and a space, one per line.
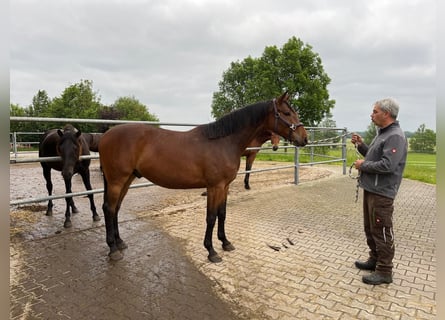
203, 101, 271, 139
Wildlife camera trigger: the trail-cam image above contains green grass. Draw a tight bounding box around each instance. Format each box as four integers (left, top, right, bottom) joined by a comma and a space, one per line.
256, 142, 436, 184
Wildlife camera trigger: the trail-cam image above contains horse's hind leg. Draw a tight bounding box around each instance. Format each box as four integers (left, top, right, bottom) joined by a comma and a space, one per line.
102, 174, 133, 260
79, 167, 100, 222
244, 153, 256, 190
42, 166, 54, 216
205, 185, 234, 263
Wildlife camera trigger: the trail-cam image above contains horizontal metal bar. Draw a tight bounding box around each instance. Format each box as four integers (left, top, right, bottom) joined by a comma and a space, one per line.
239, 164, 296, 174
10, 181, 155, 206
10, 154, 99, 164
10, 116, 200, 127
299, 159, 346, 166
10, 163, 298, 207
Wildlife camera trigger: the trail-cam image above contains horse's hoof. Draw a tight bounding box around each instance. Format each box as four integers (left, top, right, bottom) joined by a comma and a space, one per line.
117, 241, 128, 250
109, 250, 123, 261
64, 220, 72, 228
223, 243, 235, 251
46, 211, 53, 216
244, 185, 251, 190
93, 215, 101, 222
208, 254, 222, 263
72, 208, 79, 214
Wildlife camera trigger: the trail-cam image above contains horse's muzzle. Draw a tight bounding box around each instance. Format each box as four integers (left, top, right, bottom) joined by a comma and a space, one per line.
292, 136, 308, 147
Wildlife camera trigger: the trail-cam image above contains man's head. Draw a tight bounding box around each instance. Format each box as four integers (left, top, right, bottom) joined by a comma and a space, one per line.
371, 98, 399, 128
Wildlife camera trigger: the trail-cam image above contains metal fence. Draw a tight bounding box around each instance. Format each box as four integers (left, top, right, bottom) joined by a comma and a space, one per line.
10, 116, 348, 207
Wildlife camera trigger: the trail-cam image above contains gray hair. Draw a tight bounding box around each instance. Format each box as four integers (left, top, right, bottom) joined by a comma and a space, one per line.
375, 98, 399, 119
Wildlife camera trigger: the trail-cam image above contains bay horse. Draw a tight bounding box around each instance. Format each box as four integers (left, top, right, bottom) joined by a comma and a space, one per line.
242, 130, 280, 190
99, 92, 307, 262
39, 124, 101, 228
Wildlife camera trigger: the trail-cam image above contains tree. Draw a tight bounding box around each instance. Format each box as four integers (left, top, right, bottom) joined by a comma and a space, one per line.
48, 79, 103, 132
29, 90, 51, 117
211, 36, 335, 126
98, 96, 159, 132
363, 122, 377, 145
409, 124, 436, 153
28, 90, 53, 134
112, 96, 159, 122
9, 104, 28, 134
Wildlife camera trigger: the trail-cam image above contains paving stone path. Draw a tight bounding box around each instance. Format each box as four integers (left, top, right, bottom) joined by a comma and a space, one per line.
10, 162, 436, 319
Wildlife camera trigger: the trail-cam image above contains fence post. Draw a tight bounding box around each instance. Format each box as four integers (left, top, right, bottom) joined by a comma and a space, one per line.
310, 129, 314, 165
294, 146, 300, 185
342, 128, 347, 175
13, 132, 18, 158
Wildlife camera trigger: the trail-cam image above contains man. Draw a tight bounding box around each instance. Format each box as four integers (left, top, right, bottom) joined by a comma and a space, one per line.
351, 98, 407, 285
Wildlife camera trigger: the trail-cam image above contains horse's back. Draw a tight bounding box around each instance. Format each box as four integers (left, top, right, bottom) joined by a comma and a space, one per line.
39, 129, 58, 154
99, 123, 236, 188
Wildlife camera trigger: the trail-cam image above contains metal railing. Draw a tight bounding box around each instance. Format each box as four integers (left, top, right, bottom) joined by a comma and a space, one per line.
10, 117, 348, 207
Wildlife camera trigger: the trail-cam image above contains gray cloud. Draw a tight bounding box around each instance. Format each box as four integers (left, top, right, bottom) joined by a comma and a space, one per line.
10, 0, 435, 131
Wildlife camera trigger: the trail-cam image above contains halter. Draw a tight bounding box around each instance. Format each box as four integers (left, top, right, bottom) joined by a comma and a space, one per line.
273, 99, 304, 141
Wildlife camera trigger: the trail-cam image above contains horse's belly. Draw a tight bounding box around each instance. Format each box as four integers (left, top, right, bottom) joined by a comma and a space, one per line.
138, 161, 238, 190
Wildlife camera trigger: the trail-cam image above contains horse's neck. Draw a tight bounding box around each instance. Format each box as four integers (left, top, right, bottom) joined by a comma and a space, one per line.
226, 126, 267, 154
250, 131, 271, 147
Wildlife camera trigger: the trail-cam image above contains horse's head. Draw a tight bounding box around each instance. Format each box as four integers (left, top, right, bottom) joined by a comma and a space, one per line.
270, 132, 280, 151
270, 92, 307, 147
57, 126, 82, 180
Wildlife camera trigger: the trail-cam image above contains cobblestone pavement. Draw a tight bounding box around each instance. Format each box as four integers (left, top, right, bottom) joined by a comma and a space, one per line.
10, 163, 436, 319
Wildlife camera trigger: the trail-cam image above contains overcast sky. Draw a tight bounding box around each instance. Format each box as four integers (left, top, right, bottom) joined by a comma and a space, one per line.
10, 0, 436, 132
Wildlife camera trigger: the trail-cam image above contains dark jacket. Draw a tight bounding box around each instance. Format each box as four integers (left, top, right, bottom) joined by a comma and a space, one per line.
357, 121, 407, 199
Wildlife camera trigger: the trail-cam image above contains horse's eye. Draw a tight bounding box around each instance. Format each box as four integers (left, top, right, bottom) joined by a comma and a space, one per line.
283, 111, 291, 116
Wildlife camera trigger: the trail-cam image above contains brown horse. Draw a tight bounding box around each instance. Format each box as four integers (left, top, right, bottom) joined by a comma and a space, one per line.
39, 124, 101, 228
242, 130, 280, 190
99, 92, 307, 262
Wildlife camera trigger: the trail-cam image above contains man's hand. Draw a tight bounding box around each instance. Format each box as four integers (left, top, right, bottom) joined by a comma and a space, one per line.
351, 133, 363, 146
354, 159, 365, 169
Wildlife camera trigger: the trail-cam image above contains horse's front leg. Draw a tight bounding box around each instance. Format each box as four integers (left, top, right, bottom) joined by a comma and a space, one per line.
62, 176, 76, 228
42, 166, 54, 216
217, 199, 235, 252
79, 167, 100, 222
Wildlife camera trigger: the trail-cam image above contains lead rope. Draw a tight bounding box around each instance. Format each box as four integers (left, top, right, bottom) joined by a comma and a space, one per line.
349, 142, 363, 203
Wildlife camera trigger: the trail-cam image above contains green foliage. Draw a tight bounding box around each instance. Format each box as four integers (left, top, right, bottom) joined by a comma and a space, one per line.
363, 122, 377, 145
211, 36, 335, 125
255, 140, 436, 184
10, 79, 160, 135
48, 79, 102, 132
9, 104, 28, 134
98, 96, 159, 132
409, 124, 436, 153
112, 96, 159, 122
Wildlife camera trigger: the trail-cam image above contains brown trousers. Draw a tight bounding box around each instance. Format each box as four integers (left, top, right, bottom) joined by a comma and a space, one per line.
363, 190, 395, 274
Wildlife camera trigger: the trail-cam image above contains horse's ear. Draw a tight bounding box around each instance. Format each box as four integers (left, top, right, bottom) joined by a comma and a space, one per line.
76, 130, 82, 138
278, 91, 289, 103
57, 129, 63, 137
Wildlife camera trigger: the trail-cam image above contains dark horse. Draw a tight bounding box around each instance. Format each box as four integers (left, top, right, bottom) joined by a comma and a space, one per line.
242, 130, 280, 190
39, 124, 101, 228
99, 92, 307, 262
